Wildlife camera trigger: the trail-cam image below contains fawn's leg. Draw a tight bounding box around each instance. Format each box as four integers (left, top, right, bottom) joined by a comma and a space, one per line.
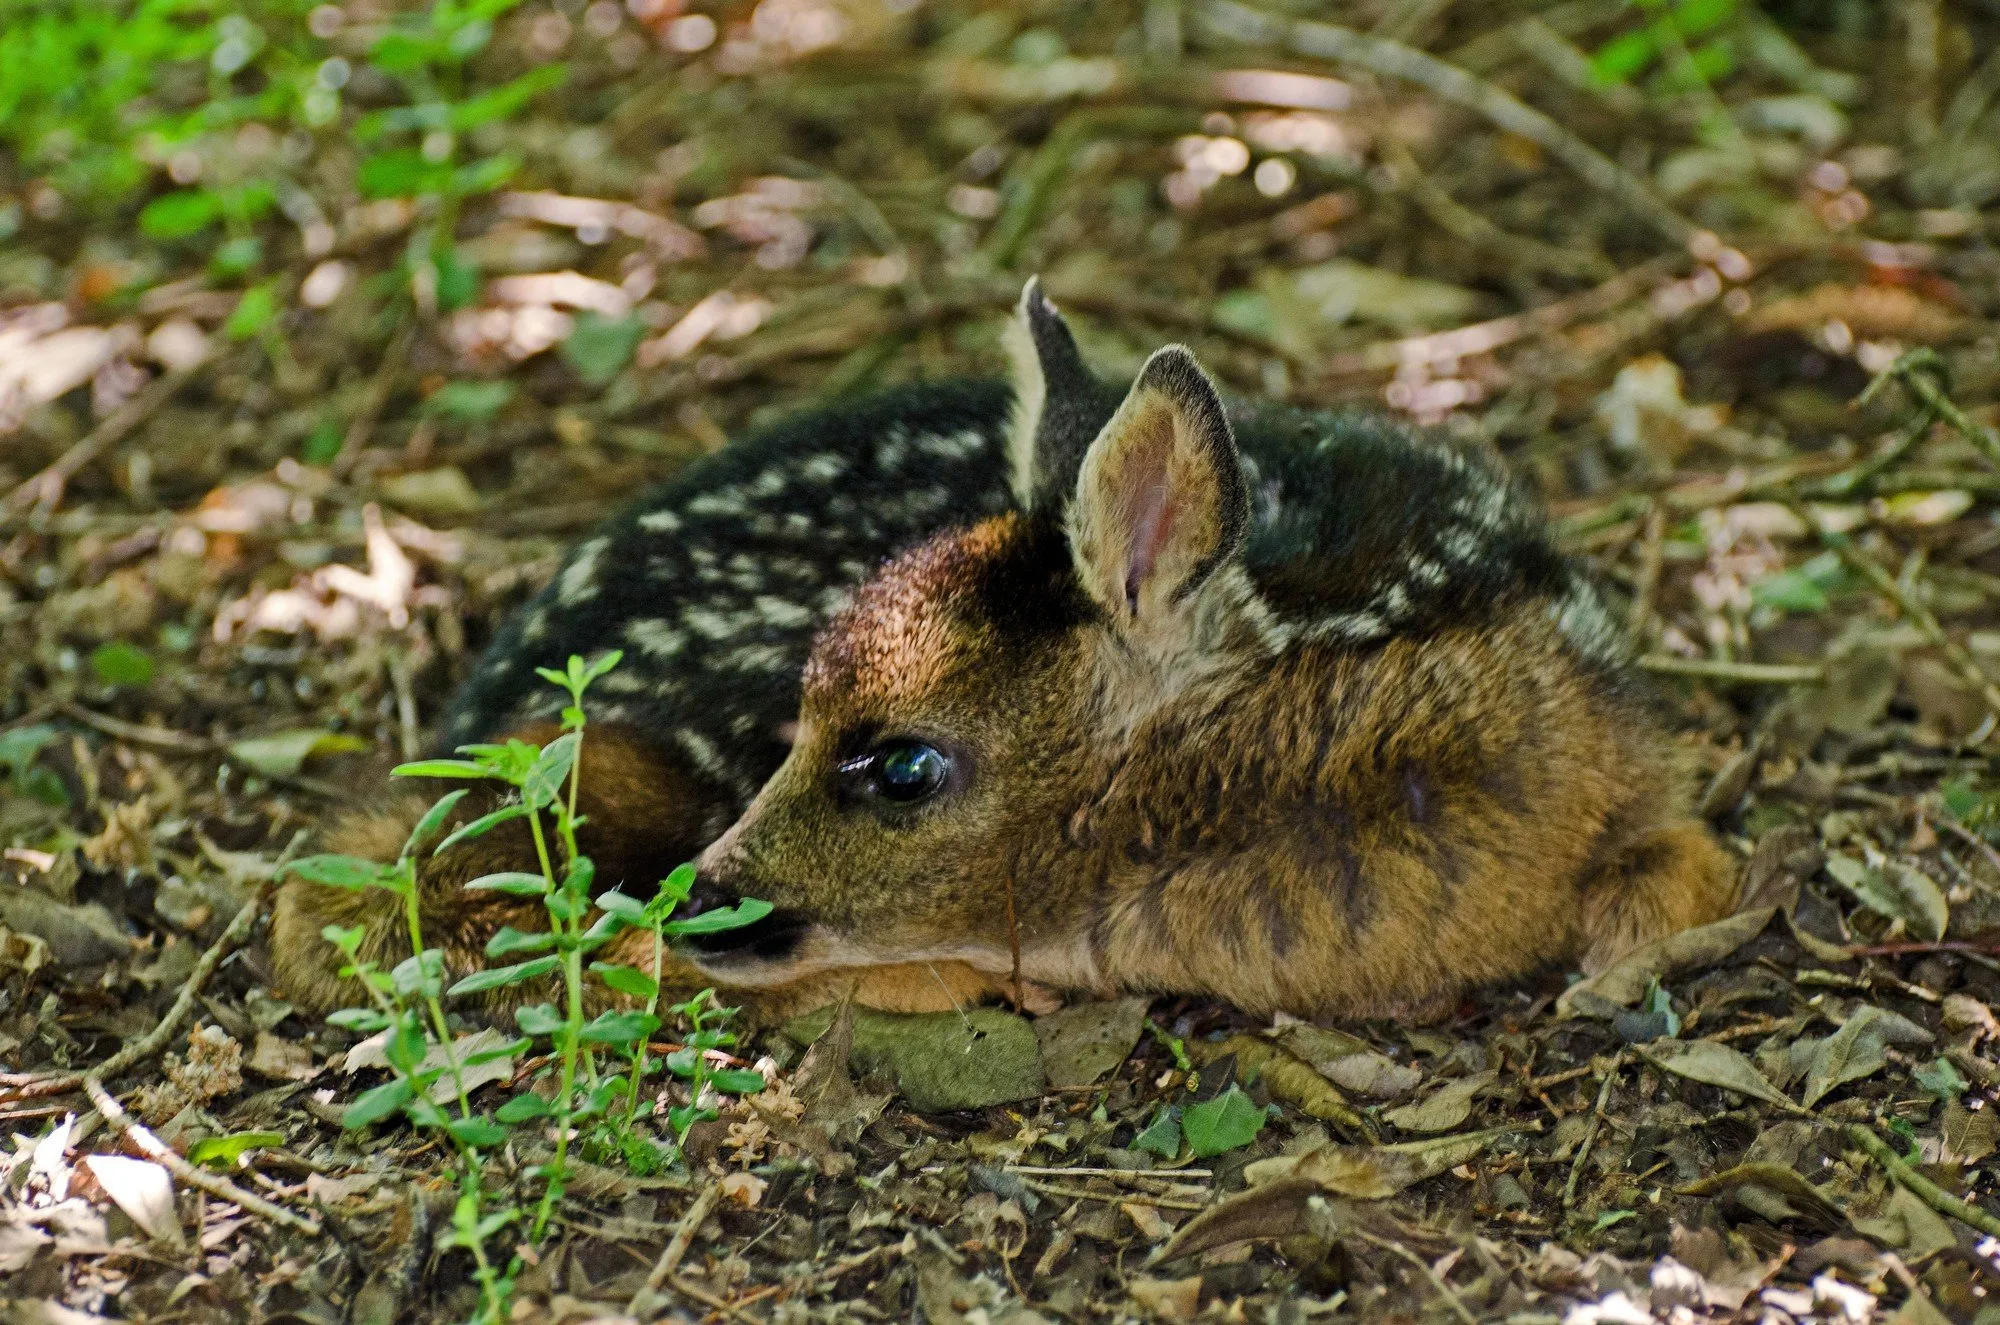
1578, 819, 1741, 974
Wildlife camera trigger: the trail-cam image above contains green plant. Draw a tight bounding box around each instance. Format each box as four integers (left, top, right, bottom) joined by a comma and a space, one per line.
0, 725, 70, 808
283, 651, 769, 1323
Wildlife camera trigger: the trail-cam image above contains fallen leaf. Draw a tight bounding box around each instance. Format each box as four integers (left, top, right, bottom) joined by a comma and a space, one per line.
1200, 1034, 1373, 1138
718, 1171, 767, 1208
788, 1005, 1045, 1113
1801, 1007, 1890, 1107
1853, 1184, 1957, 1258
81, 1155, 184, 1251
1680, 1163, 1846, 1229
1639, 1040, 1801, 1111
247, 1031, 319, 1082
1942, 1097, 2000, 1165
377, 466, 483, 516
1181, 1085, 1267, 1158
0, 890, 131, 967
1033, 997, 1147, 1089
1122, 1202, 1173, 1241
1560, 909, 1776, 1013
1381, 1070, 1493, 1134
1127, 1275, 1202, 1321
226, 729, 369, 778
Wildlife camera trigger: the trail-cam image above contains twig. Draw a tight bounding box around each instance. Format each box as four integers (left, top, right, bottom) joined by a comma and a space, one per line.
985, 106, 1198, 269
2, 361, 208, 515
57, 700, 215, 753
2, 875, 281, 1103
1563, 1053, 1622, 1208
1637, 656, 1825, 685
1785, 499, 2000, 723
1847, 1123, 2000, 1239
83, 1074, 322, 1237
1379, 136, 1615, 282
1353, 1230, 1479, 1325
1626, 502, 1665, 639
1861, 348, 2000, 473
1194, 0, 1695, 246
1003, 1165, 1213, 1181
334, 318, 415, 477
1322, 254, 1682, 377
631, 1181, 721, 1315
1018, 1180, 1208, 1212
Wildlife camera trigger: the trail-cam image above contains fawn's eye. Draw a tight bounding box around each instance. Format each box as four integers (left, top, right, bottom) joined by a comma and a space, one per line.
843, 740, 951, 805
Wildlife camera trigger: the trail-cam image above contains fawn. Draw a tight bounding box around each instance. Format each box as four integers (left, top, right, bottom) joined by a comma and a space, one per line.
273, 281, 1738, 1023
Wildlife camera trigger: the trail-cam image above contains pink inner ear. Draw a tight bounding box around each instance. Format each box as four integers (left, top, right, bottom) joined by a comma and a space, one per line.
1123, 472, 1173, 613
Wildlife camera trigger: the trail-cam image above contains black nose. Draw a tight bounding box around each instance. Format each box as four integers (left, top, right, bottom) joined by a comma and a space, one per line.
677, 870, 810, 961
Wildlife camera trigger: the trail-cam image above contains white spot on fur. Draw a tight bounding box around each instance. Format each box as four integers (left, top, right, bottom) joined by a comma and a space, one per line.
800, 453, 847, 483
626, 618, 686, 658
686, 488, 748, 518
555, 536, 609, 606
522, 607, 552, 643
638, 508, 682, 534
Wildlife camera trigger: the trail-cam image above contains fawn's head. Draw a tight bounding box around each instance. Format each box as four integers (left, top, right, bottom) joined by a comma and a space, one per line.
684, 282, 1274, 989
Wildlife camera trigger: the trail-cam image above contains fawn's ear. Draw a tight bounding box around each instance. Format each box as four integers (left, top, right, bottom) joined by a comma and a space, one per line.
1004, 278, 1108, 512
1068, 346, 1247, 626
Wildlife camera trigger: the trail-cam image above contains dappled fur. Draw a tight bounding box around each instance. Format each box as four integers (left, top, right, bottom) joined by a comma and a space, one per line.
271, 285, 1736, 1025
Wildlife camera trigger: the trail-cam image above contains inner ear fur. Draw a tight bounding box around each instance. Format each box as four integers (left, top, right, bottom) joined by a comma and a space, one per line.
1068, 345, 1248, 624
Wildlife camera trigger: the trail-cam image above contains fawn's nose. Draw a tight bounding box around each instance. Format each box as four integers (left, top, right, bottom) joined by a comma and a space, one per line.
676, 868, 810, 962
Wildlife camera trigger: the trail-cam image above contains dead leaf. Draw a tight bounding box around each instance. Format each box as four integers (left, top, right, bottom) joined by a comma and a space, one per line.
1200, 1034, 1373, 1138
247, 1031, 318, 1082
1638, 1040, 1801, 1111
1127, 1275, 1202, 1321
1560, 909, 1775, 1013
1801, 1007, 1890, 1107
1122, 1202, 1173, 1242
1853, 1184, 1957, 1258
1033, 997, 1147, 1089
1943, 995, 1999, 1040
789, 1005, 1044, 1113
80, 1155, 185, 1251
1680, 1163, 1846, 1229
1381, 1070, 1494, 1134
718, 1171, 766, 1208
1941, 1097, 2000, 1165
0, 890, 131, 967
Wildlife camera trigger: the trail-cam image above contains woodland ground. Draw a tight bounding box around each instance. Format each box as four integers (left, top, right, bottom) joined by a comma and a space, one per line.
5, 1, 2000, 1322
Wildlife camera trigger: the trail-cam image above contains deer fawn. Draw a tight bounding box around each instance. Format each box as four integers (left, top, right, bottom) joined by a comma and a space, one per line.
273, 281, 1737, 1023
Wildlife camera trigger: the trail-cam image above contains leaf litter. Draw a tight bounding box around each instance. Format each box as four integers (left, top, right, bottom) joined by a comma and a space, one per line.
4, 1, 2000, 1322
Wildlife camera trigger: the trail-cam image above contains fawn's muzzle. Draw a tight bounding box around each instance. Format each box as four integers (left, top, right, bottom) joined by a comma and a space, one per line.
678, 870, 811, 962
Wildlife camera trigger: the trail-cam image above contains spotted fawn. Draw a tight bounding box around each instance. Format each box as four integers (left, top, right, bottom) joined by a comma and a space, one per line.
272, 281, 1738, 1023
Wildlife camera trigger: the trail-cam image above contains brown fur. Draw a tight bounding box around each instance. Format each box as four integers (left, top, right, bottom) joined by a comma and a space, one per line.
269, 722, 1043, 1021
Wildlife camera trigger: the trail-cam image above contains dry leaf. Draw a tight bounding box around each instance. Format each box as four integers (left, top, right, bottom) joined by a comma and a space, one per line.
1639, 1040, 1801, 1112
1380, 1070, 1493, 1134
1122, 1201, 1173, 1241
718, 1171, 767, 1208
1127, 1275, 1202, 1322
1680, 1163, 1846, 1229
247, 1031, 318, 1082
1200, 1034, 1373, 1138
1560, 909, 1775, 1013
1801, 1007, 1890, 1107
81, 1155, 184, 1251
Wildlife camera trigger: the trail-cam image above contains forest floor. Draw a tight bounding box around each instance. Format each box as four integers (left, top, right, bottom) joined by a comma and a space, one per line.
6, 1, 2000, 1322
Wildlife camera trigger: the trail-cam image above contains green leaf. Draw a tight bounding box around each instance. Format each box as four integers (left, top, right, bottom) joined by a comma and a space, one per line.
522, 732, 580, 807
1182, 1086, 1268, 1159
448, 955, 559, 996
228, 728, 369, 778
666, 897, 775, 936
89, 642, 153, 687
1131, 1106, 1183, 1158
495, 1092, 552, 1123
1750, 568, 1830, 614
392, 758, 489, 779
1914, 1057, 1968, 1102
591, 962, 658, 999
139, 188, 223, 239
516, 1002, 564, 1036
285, 854, 393, 890
359, 148, 451, 199
485, 926, 556, 958
327, 1008, 391, 1033
595, 890, 649, 923
707, 1068, 767, 1096
579, 1010, 660, 1047
450, 64, 567, 129
343, 1077, 416, 1129
405, 789, 470, 859
446, 1117, 509, 1148
434, 803, 533, 855
656, 862, 698, 909
465, 871, 550, 896
422, 380, 512, 422
464, 1036, 532, 1066
186, 1131, 284, 1167
561, 312, 644, 386
225, 282, 278, 342
322, 923, 367, 956
449, 153, 517, 197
